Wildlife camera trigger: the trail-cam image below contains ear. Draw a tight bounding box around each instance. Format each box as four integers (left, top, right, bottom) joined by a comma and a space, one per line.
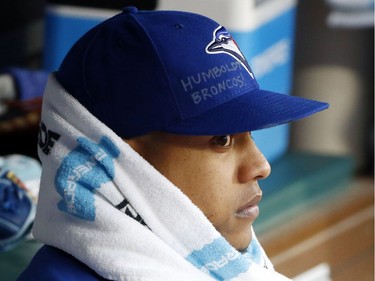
123, 133, 157, 156
123, 137, 142, 153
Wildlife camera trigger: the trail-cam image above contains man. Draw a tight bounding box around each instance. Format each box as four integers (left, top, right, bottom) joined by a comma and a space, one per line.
18, 7, 328, 281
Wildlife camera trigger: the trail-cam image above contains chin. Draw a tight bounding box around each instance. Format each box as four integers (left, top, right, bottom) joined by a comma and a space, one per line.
236, 240, 251, 253
232, 231, 253, 253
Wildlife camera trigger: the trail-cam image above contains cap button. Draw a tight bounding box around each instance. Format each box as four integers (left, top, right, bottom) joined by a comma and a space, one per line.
123, 6, 138, 14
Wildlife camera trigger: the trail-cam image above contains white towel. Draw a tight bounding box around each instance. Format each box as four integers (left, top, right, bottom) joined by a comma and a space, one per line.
33, 75, 292, 281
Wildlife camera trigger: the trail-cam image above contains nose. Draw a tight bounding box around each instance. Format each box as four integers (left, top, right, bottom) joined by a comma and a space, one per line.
237, 135, 271, 183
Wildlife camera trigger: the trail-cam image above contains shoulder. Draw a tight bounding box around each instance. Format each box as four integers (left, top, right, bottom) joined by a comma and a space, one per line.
17, 245, 108, 281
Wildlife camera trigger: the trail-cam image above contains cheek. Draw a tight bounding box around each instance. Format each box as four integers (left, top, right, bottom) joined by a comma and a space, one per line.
151, 148, 238, 231
176, 163, 236, 226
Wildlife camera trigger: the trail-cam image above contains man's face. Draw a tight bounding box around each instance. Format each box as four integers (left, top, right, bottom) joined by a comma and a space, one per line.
127, 132, 270, 251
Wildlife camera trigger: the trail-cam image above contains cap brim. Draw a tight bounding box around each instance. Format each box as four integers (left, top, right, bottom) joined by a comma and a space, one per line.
167, 89, 329, 135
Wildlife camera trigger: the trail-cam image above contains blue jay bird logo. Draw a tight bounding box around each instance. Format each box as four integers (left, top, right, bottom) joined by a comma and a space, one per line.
206, 26, 254, 79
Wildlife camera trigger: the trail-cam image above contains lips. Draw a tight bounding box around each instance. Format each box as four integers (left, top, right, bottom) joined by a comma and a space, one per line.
235, 194, 262, 220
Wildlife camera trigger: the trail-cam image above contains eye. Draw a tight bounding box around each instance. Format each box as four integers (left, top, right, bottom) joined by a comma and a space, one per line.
211, 135, 233, 148
219, 37, 228, 43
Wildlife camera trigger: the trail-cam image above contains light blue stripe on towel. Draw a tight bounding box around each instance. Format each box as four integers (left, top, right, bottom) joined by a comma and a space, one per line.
55, 136, 120, 221
186, 237, 249, 280
243, 236, 265, 268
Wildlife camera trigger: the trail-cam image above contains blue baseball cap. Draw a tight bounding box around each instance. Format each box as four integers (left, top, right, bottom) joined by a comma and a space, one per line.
56, 6, 328, 138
